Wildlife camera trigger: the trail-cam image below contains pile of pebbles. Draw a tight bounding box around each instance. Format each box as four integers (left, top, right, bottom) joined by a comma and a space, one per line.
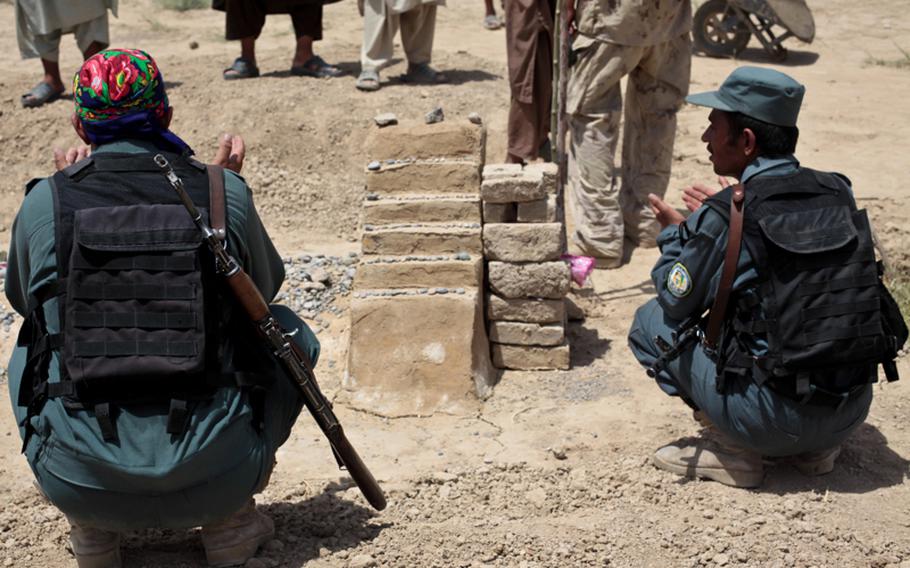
273, 252, 358, 330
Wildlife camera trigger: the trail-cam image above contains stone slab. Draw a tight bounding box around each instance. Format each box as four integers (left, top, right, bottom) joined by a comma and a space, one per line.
363, 196, 481, 224
524, 163, 558, 194
486, 295, 566, 323
482, 163, 523, 180
362, 225, 482, 256
491, 343, 570, 370
365, 121, 485, 161
481, 175, 545, 203
483, 223, 564, 262
516, 195, 557, 223
366, 161, 481, 195
345, 292, 494, 416
355, 257, 482, 290
489, 321, 565, 346
482, 202, 516, 223
487, 261, 571, 299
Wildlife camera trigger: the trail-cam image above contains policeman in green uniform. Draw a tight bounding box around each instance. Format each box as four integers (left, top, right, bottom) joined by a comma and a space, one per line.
5, 49, 318, 567
628, 67, 897, 488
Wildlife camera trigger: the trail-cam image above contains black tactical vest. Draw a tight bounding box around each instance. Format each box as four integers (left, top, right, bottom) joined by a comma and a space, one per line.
704, 168, 907, 403
17, 152, 267, 443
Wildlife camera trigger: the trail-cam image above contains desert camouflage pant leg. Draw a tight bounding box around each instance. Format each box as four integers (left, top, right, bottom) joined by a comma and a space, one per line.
567, 33, 691, 260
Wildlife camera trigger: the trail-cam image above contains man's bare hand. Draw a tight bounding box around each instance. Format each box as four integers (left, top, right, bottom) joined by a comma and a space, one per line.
680, 176, 731, 212
648, 193, 686, 229
212, 133, 245, 173
53, 146, 91, 171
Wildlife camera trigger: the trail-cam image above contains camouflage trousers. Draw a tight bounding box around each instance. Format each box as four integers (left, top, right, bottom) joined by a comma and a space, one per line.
567, 33, 691, 261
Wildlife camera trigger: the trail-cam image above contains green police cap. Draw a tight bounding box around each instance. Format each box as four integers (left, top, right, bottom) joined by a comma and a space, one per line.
686, 66, 805, 127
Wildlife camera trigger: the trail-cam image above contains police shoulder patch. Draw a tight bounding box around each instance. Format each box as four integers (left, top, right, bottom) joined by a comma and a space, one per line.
667, 262, 693, 298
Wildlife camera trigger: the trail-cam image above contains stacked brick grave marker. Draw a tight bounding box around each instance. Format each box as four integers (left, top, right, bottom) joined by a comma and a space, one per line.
345, 120, 495, 416
481, 163, 571, 370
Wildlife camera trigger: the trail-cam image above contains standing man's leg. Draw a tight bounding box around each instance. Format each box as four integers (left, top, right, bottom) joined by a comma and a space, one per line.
483, 0, 502, 29
400, 4, 447, 83
566, 39, 640, 267
289, 4, 341, 77
223, 0, 266, 79
357, 0, 399, 91
619, 33, 692, 247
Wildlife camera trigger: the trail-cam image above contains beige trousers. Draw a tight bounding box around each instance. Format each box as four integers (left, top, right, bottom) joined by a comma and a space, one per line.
567, 33, 691, 260
17, 12, 109, 61
360, 0, 437, 71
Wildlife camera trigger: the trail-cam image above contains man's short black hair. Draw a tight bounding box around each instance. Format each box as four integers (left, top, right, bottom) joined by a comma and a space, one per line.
727, 111, 799, 156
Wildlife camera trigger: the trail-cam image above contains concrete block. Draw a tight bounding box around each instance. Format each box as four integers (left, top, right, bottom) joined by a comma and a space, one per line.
524, 163, 558, 194
366, 161, 481, 195
487, 294, 566, 323
488, 261, 571, 299
345, 291, 494, 416
489, 321, 565, 346
483, 223, 564, 262
355, 256, 482, 290
482, 163, 523, 180
491, 343, 570, 370
365, 121, 485, 161
362, 224, 482, 256
516, 195, 557, 223
363, 196, 481, 225
482, 202, 516, 223
481, 175, 545, 203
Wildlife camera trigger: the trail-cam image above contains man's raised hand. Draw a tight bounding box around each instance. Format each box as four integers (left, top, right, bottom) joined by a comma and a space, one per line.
53, 146, 91, 171
648, 193, 686, 229
212, 133, 245, 174
681, 176, 731, 212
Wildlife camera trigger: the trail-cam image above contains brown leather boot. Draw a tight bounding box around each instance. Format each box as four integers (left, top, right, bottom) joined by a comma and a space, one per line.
201, 500, 275, 567
791, 445, 841, 476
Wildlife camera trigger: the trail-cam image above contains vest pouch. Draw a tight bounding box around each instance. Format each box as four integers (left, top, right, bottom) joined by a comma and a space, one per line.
758, 206, 884, 371
63, 204, 209, 403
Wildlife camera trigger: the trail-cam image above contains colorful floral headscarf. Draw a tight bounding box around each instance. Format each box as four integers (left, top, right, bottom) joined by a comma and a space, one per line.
73, 48, 192, 154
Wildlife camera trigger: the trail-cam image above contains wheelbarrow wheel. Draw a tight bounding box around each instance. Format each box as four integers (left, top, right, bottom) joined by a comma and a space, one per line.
693, 0, 751, 58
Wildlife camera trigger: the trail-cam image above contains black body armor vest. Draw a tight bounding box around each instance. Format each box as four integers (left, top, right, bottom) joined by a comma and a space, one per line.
704, 168, 907, 402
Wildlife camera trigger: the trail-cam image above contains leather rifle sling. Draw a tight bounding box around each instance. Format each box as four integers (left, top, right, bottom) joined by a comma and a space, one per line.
703, 183, 745, 350
206, 165, 227, 242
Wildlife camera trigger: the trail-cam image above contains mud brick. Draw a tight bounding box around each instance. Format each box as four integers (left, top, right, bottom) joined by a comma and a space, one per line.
356, 256, 482, 290
487, 261, 571, 299
363, 196, 481, 224
347, 291, 494, 415
524, 163, 558, 193
516, 195, 557, 223
491, 343, 570, 370
483, 223, 563, 262
489, 321, 565, 346
481, 174, 545, 203
365, 121, 485, 161
486, 294, 566, 323
362, 224, 482, 255
366, 161, 481, 195
482, 202, 516, 223
482, 163, 523, 180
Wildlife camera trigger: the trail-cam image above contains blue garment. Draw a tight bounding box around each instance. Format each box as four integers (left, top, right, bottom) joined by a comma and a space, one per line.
5, 141, 318, 529
628, 156, 872, 456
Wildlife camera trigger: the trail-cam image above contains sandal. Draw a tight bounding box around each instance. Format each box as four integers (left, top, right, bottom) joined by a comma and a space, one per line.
21, 81, 64, 108
355, 69, 381, 92
483, 14, 503, 30
290, 55, 342, 78
402, 62, 447, 85
223, 57, 260, 80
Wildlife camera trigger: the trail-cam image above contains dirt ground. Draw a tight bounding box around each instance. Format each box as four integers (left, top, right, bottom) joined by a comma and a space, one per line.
1, 0, 910, 566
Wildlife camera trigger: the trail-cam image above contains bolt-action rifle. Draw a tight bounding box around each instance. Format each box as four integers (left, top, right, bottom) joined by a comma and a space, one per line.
155, 154, 386, 511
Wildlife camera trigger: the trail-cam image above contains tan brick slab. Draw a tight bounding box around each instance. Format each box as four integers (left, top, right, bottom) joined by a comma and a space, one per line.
524, 163, 558, 194
363, 196, 481, 224
481, 175, 545, 203
366, 161, 481, 195
487, 294, 566, 323
365, 121, 485, 161
362, 224, 482, 255
488, 261, 571, 299
483, 223, 564, 262
491, 343, 570, 370
356, 256, 482, 290
482, 202, 516, 223
489, 321, 565, 346
516, 195, 558, 223
482, 163, 523, 180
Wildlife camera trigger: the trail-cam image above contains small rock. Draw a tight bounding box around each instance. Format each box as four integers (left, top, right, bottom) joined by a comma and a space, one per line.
549, 446, 568, 460
425, 106, 445, 124
348, 553, 377, 568
367, 160, 381, 171
374, 113, 398, 127
432, 471, 458, 483
189, 41, 199, 50
264, 540, 284, 553
467, 112, 482, 125
244, 559, 267, 568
